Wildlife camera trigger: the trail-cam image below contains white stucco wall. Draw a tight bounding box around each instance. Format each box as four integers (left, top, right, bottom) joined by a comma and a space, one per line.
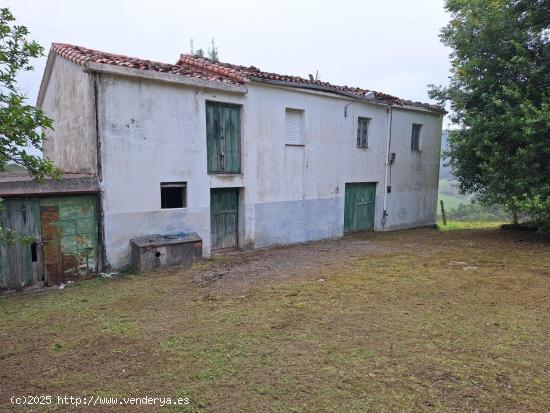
245, 84, 389, 248
383, 108, 443, 230
97, 75, 248, 267
40, 57, 97, 174
93, 72, 442, 269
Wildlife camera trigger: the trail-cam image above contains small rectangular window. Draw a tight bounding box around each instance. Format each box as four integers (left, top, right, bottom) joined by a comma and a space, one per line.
161, 182, 187, 209
357, 117, 370, 148
285, 108, 304, 145
411, 123, 422, 151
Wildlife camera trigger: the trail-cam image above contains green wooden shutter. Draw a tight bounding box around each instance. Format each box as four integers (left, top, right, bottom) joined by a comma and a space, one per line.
206, 103, 221, 172
206, 102, 241, 173
225, 106, 241, 173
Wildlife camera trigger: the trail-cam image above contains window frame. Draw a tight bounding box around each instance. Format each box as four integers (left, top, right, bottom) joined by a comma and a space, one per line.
160, 182, 187, 209
284, 108, 305, 146
411, 123, 422, 151
357, 117, 370, 148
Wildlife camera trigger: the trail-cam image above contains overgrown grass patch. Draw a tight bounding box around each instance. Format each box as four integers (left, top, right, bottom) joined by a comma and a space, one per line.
1, 228, 549, 412
437, 220, 506, 230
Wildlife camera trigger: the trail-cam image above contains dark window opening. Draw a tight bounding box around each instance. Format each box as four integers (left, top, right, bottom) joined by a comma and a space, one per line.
31, 242, 37, 262
357, 117, 370, 148
411, 123, 422, 151
161, 182, 187, 209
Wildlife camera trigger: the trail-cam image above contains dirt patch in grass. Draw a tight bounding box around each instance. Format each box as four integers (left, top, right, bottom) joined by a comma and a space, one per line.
197, 236, 396, 291
1, 227, 549, 412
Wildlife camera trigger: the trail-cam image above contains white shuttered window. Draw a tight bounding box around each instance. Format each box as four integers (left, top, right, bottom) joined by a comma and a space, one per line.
284, 109, 304, 145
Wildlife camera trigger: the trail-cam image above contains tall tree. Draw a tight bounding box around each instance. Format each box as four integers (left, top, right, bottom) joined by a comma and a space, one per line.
0, 7, 58, 244
429, 0, 550, 228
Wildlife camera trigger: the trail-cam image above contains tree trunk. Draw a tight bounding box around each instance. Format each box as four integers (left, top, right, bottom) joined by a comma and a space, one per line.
512, 209, 518, 225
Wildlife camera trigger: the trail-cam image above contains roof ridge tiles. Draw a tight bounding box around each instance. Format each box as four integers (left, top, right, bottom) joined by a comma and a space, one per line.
49, 44, 444, 112
50, 43, 243, 85
175, 53, 429, 108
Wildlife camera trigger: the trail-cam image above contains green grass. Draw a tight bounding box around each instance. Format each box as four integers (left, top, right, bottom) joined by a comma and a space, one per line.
437, 220, 507, 230
1, 228, 549, 412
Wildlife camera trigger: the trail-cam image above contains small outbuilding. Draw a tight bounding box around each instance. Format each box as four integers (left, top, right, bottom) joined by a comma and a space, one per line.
0, 172, 100, 290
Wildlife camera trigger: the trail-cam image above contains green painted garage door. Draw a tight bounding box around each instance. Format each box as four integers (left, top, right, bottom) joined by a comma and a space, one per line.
344, 183, 376, 233
40, 196, 99, 285
0, 195, 99, 290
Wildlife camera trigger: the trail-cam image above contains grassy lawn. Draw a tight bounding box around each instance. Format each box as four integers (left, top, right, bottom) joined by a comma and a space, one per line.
1, 227, 549, 412
437, 220, 507, 230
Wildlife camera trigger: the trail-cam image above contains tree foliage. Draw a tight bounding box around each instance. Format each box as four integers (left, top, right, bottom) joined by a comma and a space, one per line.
0, 7, 57, 178
429, 0, 550, 228
0, 7, 58, 245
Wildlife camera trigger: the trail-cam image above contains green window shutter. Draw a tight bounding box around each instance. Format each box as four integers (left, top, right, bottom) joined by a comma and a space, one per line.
206, 103, 220, 172
225, 106, 241, 173
206, 102, 241, 173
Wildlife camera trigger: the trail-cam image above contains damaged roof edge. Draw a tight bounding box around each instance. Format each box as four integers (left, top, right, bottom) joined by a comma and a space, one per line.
178, 53, 446, 115
249, 77, 446, 115
82, 61, 248, 94
36, 43, 248, 107
37, 50, 247, 108
39, 43, 444, 115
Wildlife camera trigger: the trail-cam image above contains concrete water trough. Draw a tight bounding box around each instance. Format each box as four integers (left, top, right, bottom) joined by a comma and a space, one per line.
130, 232, 202, 273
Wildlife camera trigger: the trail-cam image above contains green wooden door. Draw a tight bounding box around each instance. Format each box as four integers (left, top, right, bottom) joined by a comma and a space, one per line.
40, 196, 99, 285
0, 199, 42, 290
206, 102, 241, 174
344, 183, 376, 233
211, 188, 239, 250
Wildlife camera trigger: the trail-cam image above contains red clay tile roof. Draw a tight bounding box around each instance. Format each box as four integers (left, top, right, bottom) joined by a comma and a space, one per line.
177, 54, 445, 112
51, 43, 242, 84
50, 44, 443, 112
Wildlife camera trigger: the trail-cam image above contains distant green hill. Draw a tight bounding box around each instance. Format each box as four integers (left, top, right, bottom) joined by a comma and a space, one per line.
438, 177, 470, 213
438, 192, 466, 211
438, 132, 509, 222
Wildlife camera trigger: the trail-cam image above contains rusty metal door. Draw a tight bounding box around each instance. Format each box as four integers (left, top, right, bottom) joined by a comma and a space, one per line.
0, 199, 43, 290
40, 196, 99, 285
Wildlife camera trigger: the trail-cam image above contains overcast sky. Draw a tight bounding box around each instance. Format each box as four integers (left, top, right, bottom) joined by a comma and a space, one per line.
6, 0, 451, 119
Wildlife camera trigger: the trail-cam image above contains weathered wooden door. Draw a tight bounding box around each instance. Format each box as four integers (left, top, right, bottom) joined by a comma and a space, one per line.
206, 102, 241, 174
40, 196, 99, 285
344, 183, 376, 233
0, 199, 43, 289
210, 188, 239, 250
